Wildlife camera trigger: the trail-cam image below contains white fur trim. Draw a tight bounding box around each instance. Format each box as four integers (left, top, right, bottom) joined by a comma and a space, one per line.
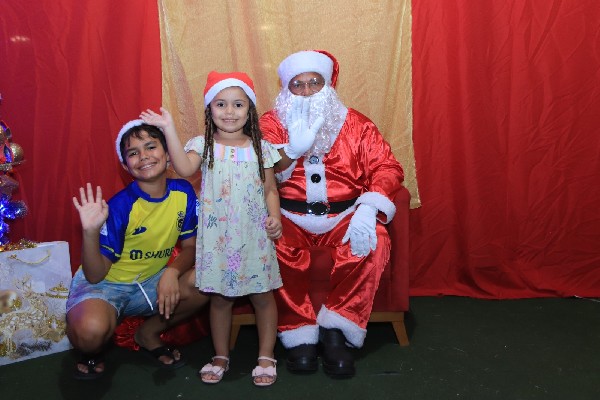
356, 191, 396, 224
316, 305, 367, 348
304, 160, 327, 202
278, 324, 319, 348
281, 207, 355, 235
115, 119, 145, 163
204, 78, 256, 107
278, 51, 334, 89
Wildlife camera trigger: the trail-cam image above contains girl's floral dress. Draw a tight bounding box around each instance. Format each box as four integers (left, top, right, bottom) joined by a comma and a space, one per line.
184, 136, 282, 296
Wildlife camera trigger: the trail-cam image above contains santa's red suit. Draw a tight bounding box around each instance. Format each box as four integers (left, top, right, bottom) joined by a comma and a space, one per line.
260, 104, 404, 349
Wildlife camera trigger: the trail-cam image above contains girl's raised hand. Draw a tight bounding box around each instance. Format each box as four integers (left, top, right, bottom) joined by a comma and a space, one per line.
72, 183, 109, 232
140, 107, 173, 131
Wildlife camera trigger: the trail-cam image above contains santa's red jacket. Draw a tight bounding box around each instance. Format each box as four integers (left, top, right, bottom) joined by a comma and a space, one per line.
260, 107, 404, 349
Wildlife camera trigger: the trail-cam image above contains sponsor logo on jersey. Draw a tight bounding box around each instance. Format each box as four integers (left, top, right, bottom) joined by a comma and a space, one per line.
132, 226, 147, 235
129, 247, 175, 260
177, 211, 184, 231
130, 249, 143, 260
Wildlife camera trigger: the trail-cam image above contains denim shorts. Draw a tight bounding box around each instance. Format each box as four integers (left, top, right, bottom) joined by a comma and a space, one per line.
66, 268, 165, 318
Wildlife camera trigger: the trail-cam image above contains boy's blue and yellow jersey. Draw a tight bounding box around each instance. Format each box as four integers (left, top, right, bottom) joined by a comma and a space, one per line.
99, 178, 199, 283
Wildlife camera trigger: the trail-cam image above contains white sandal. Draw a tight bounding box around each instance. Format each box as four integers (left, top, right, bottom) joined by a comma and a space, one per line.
252, 356, 277, 387
199, 356, 229, 384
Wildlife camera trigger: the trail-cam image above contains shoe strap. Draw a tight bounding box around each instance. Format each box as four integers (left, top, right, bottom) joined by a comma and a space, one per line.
212, 355, 230, 362
257, 356, 277, 364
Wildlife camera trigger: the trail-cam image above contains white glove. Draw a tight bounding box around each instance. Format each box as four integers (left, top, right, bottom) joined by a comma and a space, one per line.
283, 97, 325, 159
342, 204, 378, 257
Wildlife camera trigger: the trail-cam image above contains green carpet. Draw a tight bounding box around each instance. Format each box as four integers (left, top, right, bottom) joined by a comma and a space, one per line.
2, 296, 600, 399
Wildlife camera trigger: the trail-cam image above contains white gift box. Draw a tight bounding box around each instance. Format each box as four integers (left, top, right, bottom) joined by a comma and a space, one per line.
0, 241, 72, 365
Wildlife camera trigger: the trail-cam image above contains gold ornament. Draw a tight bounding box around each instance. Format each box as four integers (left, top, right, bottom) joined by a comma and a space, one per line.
9, 142, 24, 163
0, 174, 18, 196
0, 238, 37, 252
45, 282, 69, 299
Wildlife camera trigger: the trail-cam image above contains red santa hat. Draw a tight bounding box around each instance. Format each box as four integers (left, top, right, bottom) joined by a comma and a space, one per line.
203, 71, 256, 107
277, 50, 340, 89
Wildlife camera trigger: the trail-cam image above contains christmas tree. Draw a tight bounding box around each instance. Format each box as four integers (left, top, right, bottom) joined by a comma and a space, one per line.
0, 93, 28, 248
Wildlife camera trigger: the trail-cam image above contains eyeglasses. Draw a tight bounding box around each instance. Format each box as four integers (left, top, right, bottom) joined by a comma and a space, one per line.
288, 78, 325, 95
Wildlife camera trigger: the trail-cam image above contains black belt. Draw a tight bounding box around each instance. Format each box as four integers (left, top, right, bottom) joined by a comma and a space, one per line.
280, 198, 357, 215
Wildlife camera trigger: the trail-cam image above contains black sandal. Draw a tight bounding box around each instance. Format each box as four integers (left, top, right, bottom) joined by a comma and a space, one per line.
73, 353, 105, 380
137, 345, 186, 369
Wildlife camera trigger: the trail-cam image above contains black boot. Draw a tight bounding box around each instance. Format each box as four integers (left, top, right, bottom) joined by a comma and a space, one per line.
285, 344, 318, 373
319, 327, 355, 378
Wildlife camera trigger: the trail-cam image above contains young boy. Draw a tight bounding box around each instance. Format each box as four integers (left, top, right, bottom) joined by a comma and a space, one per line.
66, 120, 208, 380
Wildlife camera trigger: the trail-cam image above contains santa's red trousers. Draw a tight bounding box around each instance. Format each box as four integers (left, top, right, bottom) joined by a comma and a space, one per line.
275, 213, 390, 333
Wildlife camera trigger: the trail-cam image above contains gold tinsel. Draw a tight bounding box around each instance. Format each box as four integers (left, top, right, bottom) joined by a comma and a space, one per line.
0, 239, 37, 252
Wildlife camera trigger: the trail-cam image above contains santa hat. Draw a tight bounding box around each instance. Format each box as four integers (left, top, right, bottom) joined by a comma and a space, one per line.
203, 71, 256, 107
115, 119, 144, 163
277, 50, 340, 89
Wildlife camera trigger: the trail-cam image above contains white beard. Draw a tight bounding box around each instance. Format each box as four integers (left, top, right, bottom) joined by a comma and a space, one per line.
274, 86, 347, 158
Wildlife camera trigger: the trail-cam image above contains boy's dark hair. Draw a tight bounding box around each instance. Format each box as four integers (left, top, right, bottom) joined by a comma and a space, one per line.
119, 124, 168, 164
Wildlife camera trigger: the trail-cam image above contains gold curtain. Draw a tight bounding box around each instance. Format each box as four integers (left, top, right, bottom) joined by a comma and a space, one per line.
158, 0, 420, 207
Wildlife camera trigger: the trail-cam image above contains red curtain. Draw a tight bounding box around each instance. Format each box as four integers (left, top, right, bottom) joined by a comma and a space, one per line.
0, 0, 161, 266
1, 0, 600, 300
410, 1, 600, 297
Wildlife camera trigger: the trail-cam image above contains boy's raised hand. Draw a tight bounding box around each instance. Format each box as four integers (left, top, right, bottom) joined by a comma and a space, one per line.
140, 107, 174, 132
72, 183, 109, 231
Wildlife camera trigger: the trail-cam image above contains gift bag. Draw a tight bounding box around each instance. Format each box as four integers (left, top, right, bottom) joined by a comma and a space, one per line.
0, 241, 72, 365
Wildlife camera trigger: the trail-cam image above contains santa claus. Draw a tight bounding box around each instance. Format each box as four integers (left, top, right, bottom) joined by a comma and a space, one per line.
260, 50, 405, 378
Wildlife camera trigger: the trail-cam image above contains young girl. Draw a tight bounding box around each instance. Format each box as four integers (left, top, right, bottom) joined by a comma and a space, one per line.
141, 71, 282, 387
